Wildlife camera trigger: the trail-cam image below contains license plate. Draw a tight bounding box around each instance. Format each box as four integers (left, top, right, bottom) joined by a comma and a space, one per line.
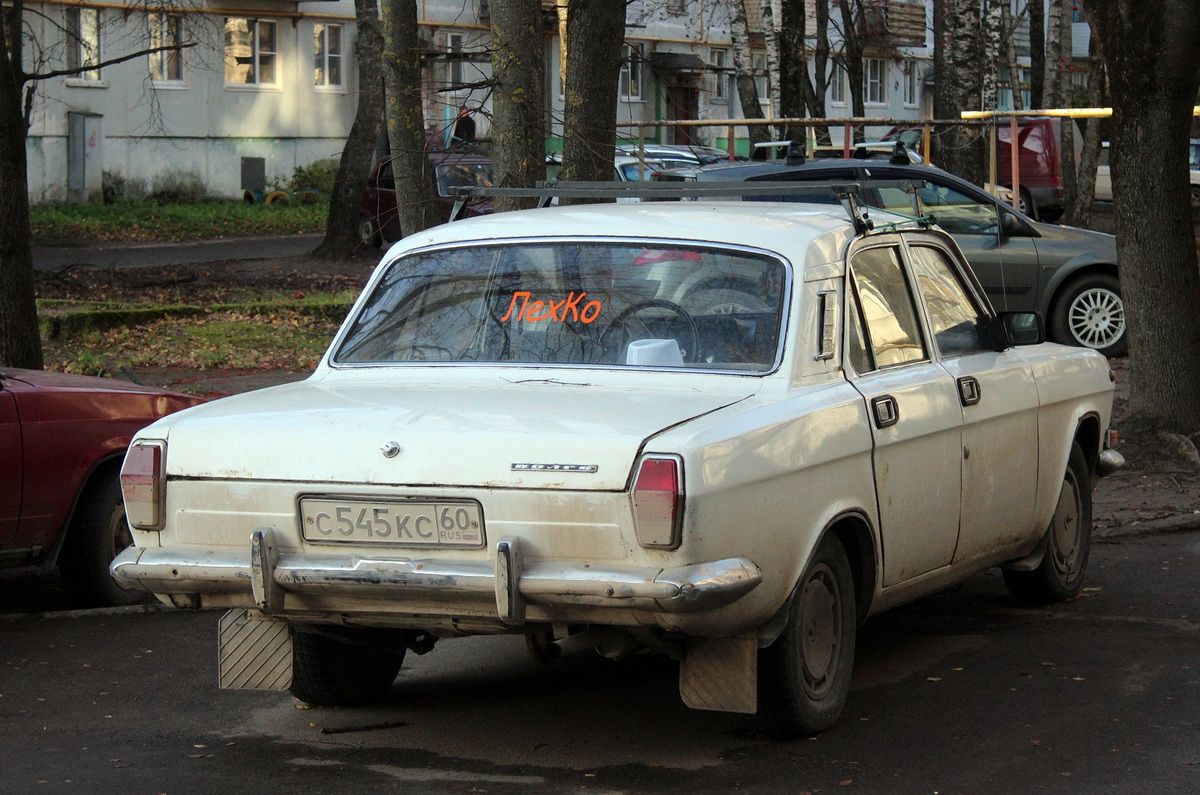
300, 498, 485, 548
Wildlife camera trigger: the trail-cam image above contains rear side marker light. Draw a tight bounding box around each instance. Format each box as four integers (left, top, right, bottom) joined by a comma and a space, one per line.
632, 455, 683, 549
122, 441, 166, 530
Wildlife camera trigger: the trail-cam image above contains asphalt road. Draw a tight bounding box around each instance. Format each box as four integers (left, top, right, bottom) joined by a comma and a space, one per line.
32, 234, 323, 273
2, 532, 1197, 794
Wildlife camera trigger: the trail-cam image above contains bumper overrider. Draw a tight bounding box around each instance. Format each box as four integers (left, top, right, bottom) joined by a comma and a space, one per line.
110, 529, 764, 625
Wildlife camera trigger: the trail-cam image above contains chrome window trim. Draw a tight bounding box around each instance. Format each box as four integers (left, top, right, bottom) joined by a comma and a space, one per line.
327, 236, 795, 377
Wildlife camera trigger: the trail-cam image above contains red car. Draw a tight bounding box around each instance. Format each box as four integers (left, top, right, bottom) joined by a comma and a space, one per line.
358, 151, 494, 248
1, 368, 204, 607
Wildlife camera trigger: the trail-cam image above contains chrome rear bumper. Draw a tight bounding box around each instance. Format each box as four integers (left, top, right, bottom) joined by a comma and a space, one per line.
110, 529, 763, 625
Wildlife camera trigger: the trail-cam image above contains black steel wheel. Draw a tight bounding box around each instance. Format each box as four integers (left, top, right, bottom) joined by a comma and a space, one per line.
58, 469, 146, 608
1004, 442, 1092, 604
756, 534, 856, 738
289, 627, 405, 707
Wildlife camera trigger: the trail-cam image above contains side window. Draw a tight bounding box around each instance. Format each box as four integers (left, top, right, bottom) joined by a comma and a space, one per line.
908, 245, 990, 357
914, 179, 999, 235
848, 246, 927, 369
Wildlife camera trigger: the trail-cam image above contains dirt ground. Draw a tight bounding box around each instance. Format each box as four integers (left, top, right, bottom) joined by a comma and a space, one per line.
33, 250, 1200, 540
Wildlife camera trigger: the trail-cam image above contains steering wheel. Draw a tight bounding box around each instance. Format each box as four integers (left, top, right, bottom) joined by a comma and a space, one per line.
598, 299, 700, 364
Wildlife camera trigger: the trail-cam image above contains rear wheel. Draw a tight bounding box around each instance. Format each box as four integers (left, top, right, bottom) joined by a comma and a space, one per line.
756, 534, 856, 738
358, 216, 383, 248
1050, 274, 1127, 358
58, 470, 145, 608
1004, 442, 1092, 604
290, 627, 405, 706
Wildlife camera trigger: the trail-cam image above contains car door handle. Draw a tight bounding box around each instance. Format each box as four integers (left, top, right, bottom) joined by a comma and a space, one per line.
871, 395, 899, 428
957, 376, 982, 407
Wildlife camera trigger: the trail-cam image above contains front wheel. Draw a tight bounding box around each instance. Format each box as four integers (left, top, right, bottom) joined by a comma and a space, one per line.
1003, 442, 1092, 604
1050, 274, 1127, 358
756, 534, 857, 738
289, 628, 405, 707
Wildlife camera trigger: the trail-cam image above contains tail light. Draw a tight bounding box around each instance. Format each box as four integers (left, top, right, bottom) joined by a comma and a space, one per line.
121, 440, 166, 530
632, 455, 683, 549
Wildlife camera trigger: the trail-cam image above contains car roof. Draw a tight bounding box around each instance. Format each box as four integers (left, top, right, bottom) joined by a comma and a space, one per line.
662, 157, 973, 190
386, 201, 899, 270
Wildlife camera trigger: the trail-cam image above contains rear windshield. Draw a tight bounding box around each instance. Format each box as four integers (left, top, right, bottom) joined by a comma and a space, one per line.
333, 242, 787, 372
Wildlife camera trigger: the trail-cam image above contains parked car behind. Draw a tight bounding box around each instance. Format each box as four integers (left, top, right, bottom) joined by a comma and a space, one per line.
615, 143, 741, 170
1, 369, 204, 607
113, 192, 1121, 738
1095, 140, 1200, 204
885, 117, 1082, 221
655, 156, 1127, 357
358, 150, 495, 249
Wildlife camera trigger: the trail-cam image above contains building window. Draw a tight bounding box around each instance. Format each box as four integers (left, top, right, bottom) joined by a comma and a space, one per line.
753, 50, 769, 104
711, 47, 729, 101
65, 7, 102, 81
224, 18, 278, 86
443, 32, 465, 91
902, 60, 919, 107
148, 13, 183, 83
864, 57, 886, 105
619, 43, 642, 100
666, 0, 687, 14
314, 23, 343, 87
829, 62, 846, 105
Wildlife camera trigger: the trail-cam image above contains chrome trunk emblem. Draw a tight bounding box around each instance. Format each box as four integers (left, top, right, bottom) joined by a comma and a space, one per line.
511, 463, 598, 473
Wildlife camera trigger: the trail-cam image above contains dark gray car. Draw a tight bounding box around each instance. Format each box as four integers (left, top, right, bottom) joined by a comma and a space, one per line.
656, 158, 1126, 357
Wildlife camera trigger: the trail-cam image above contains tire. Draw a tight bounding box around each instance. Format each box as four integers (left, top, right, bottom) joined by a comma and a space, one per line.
58, 469, 146, 608
1019, 188, 1037, 220
264, 189, 292, 206
756, 534, 857, 738
1003, 442, 1092, 605
1050, 273, 1127, 358
358, 216, 383, 248
289, 627, 405, 707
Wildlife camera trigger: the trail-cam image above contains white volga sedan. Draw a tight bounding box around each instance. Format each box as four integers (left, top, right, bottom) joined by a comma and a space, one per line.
112, 198, 1122, 737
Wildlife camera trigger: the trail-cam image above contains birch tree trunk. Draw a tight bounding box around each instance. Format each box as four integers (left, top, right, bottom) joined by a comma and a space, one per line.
1087, 0, 1200, 432
314, 0, 385, 260
730, 0, 770, 154
759, 0, 782, 139
980, 0, 1004, 111
381, 0, 440, 237
490, 0, 546, 212
933, 0, 986, 187
1002, 4, 1024, 110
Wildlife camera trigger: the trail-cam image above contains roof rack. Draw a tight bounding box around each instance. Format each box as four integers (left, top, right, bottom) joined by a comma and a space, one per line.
449, 179, 929, 235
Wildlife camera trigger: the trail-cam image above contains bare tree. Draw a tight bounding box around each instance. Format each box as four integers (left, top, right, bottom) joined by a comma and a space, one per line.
728, 0, 771, 153
490, 0, 546, 213
933, 0, 986, 187
1063, 35, 1104, 229
1001, 3, 1024, 110
1028, 0, 1045, 107
1, 2, 191, 368
558, 0, 625, 194
381, 0, 440, 238
980, 0, 1004, 111
1044, 0, 1076, 212
313, 0, 385, 260
832, 0, 866, 139
1086, 0, 1200, 432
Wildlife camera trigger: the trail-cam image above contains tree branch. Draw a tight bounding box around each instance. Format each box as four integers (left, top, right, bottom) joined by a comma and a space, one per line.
25, 42, 196, 83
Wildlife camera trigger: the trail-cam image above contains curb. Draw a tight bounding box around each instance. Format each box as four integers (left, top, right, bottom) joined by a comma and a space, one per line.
1095, 513, 1200, 540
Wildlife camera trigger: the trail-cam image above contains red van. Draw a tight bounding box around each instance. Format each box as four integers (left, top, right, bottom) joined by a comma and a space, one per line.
885, 117, 1082, 221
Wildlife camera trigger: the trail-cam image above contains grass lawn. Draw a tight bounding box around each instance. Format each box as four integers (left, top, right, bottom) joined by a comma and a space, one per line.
31, 200, 327, 243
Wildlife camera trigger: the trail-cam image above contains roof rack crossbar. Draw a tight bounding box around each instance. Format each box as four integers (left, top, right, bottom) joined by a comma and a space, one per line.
448, 179, 926, 233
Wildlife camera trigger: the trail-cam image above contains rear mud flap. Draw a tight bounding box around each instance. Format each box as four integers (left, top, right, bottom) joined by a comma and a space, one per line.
679, 635, 757, 714
218, 609, 293, 691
